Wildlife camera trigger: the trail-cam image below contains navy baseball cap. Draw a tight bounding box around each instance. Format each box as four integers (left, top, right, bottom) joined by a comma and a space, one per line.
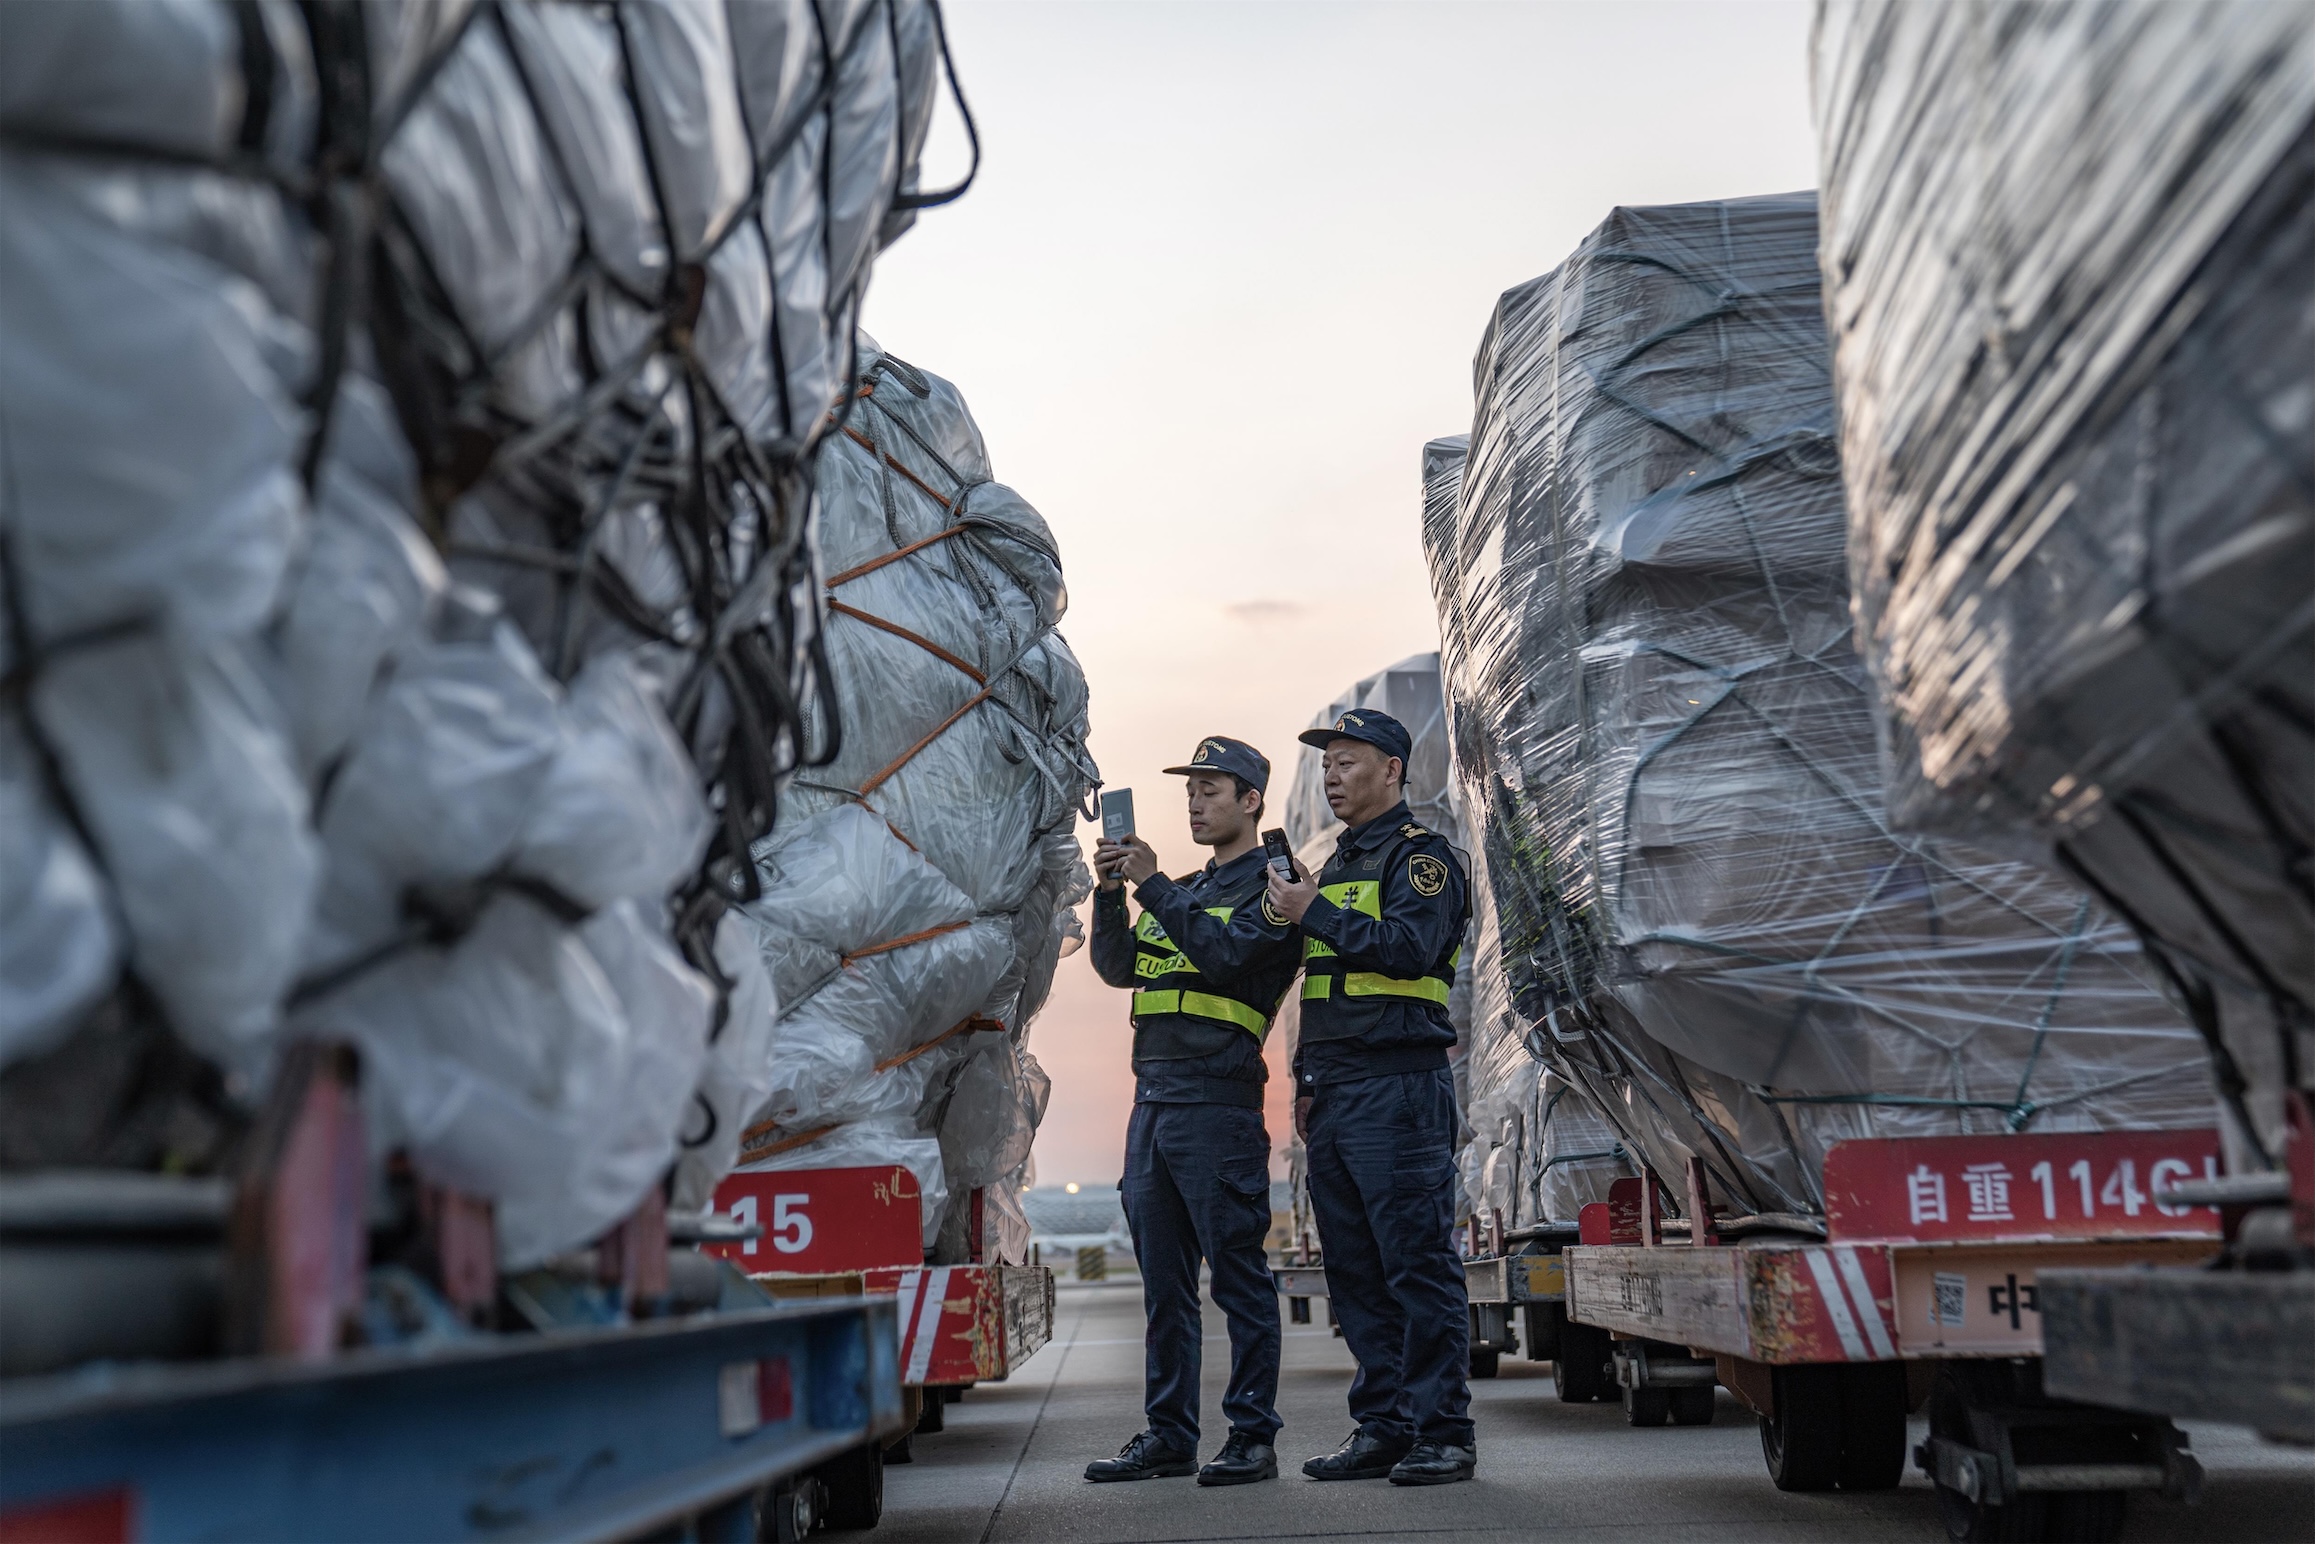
1162, 735, 1271, 793
1298, 708, 1413, 767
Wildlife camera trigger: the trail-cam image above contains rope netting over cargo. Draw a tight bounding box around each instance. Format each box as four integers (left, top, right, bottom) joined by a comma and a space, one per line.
0, 0, 963, 1266
709, 341, 1095, 1262
1813, 1, 2315, 1169
1424, 192, 2214, 1222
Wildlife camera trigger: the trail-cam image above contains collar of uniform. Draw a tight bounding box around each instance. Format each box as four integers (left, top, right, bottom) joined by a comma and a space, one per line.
1336, 800, 1415, 856
1197, 846, 1269, 892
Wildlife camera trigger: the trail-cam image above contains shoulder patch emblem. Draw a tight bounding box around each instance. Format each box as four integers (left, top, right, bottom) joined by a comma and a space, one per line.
1408, 854, 1448, 897
1261, 893, 1288, 928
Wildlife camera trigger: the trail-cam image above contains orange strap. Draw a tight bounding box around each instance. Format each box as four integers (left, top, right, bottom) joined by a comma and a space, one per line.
841, 425, 954, 511
874, 1014, 1006, 1074
823, 524, 966, 588
825, 599, 986, 684
857, 686, 992, 799
841, 918, 971, 967
737, 1121, 839, 1161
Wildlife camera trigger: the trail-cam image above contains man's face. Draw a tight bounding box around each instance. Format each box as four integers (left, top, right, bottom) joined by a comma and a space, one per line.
1322, 740, 1401, 825
1185, 774, 1257, 847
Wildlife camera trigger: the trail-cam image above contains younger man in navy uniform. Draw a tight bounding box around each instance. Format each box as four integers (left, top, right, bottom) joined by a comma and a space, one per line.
1265, 710, 1476, 1485
1084, 736, 1300, 1486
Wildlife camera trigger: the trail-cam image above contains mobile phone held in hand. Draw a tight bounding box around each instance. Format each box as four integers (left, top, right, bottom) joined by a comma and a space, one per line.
1262, 827, 1297, 881
1100, 788, 1135, 842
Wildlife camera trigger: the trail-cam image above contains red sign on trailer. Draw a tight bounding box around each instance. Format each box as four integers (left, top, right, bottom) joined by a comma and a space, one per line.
706, 1165, 924, 1273
1823, 1130, 2224, 1244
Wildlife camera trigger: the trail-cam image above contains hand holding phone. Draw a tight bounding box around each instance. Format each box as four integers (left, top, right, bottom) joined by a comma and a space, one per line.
1261, 827, 1298, 882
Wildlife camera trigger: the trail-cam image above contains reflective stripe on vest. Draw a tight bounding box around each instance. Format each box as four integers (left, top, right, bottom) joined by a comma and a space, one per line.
1132, 904, 1271, 1041
1299, 879, 1453, 1005
1131, 989, 1269, 1033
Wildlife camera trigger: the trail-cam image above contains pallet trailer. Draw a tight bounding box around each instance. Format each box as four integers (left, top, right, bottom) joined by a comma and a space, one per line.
709, 1167, 1053, 1448
1556, 1131, 2228, 1542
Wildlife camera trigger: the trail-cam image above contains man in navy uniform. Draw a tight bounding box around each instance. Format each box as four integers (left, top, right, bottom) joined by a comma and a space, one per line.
1265, 709, 1475, 1485
1083, 736, 1299, 1487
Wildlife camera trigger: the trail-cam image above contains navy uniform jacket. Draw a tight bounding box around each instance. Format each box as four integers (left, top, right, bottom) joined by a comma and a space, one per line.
1091, 847, 1301, 1107
1293, 800, 1470, 1089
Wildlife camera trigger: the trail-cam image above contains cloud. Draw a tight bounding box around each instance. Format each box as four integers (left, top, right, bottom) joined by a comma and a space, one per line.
1221, 598, 1308, 624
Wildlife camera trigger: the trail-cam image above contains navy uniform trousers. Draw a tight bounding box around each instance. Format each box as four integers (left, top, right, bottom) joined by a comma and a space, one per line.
1305, 1066, 1473, 1447
1120, 1100, 1282, 1452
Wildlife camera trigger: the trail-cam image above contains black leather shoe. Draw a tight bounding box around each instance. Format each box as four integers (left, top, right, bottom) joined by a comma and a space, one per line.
1197, 1432, 1278, 1486
1388, 1440, 1477, 1486
1085, 1431, 1198, 1483
1301, 1428, 1412, 1481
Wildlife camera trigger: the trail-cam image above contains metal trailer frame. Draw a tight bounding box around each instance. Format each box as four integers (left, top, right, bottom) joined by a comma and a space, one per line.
1554, 1133, 2232, 1539
0, 1297, 905, 1543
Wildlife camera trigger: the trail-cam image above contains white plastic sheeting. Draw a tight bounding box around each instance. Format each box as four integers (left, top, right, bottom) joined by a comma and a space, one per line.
1425, 194, 2215, 1223
1813, 1, 2315, 1168
720, 341, 1092, 1257
0, 0, 950, 1268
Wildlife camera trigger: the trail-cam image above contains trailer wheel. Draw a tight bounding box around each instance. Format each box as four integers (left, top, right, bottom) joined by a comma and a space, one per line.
914, 1395, 945, 1435
763, 1475, 820, 1542
1928, 1377, 2042, 1542
1470, 1347, 1500, 1379
1669, 1386, 1715, 1426
1760, 1365, 1841, 1490
1836, 1362, 1908, 1491
1555, 1317, 1611, 1403
1623, 1385, 1670, 1427
818, 1442, 883, 1532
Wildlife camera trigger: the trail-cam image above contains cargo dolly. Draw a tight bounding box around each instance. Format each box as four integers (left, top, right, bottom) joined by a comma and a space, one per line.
711, 1166, 1053, 1448
1560, 1131, 2225, 1542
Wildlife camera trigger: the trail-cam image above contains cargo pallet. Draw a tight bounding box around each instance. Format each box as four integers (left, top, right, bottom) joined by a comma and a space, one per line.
1537, 1131, 2229, 1541
0, 1294, 905, 1543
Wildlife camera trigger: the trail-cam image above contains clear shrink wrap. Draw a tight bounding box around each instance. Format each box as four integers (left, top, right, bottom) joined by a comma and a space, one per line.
718, 341, 1093, 1257
1812, 2, 2315, 1166
0, 0, 955, 1265
1426, 192, 2214, 1222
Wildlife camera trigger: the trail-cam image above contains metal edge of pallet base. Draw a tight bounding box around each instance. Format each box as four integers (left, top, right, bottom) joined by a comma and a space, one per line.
2038, 1266, 2315, 1440
1464, 1253, 1565, 1307
1273, 1264, 1328, 1299
0, 1298, 904, 1543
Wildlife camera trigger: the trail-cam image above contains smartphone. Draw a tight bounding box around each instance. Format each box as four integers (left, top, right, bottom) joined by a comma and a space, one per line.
1262, 827, 1297, 881
1100, 788, 1135, 842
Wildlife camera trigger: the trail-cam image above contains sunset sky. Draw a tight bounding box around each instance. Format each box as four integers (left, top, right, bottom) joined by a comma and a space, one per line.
860, 0, 1820, 1186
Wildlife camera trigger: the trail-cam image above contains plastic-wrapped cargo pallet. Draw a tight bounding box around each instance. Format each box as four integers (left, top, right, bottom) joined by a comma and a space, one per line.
1420, 445, 1632, 1231
0, 0, 952, 1269
1812, 2, 2315, 1173
1425, 191, 2215, 1223
715, 340, 1095, 1263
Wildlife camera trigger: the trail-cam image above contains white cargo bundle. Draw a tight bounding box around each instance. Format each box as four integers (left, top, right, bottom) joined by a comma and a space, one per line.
715, 341, 1094, 1261
0, 0, 952, 1267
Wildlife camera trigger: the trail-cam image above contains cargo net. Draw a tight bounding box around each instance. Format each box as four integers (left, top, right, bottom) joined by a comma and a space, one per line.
1424, 193, 2215, 1223
707, 341, 1095, 1260
1814, 3, 2315, 1168
0, 1, 962, 1267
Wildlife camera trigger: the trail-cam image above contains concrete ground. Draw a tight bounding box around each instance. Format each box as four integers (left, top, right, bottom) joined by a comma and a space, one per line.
879, 1280, 2313, 1544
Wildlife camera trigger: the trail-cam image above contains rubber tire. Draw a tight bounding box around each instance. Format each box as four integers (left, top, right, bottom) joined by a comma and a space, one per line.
1555, 1317, 1611, 1404
1470, 1347, 1501, 1380
1761, 1364, 1842, 1491
883, 1431, 914, 1466
914, 1395, 945, 1435
1935, 1483, 2047, 1543
819, 1443, 884, 1532
2045, 1490, 2128, 1543
1624, 1385, 1670, 1427
1837, 1362, 1908, 1491
1669, 1386, 1716, 1426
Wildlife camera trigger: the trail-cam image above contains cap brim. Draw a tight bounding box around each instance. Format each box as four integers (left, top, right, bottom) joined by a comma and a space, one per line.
1298, 728, 1360, 750
1159, 764, 1200, 777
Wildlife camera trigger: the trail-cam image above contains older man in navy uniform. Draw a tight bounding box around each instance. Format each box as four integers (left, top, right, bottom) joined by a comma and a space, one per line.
1083, 736, 1299, 1486
1265, 709, 1475, 1486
